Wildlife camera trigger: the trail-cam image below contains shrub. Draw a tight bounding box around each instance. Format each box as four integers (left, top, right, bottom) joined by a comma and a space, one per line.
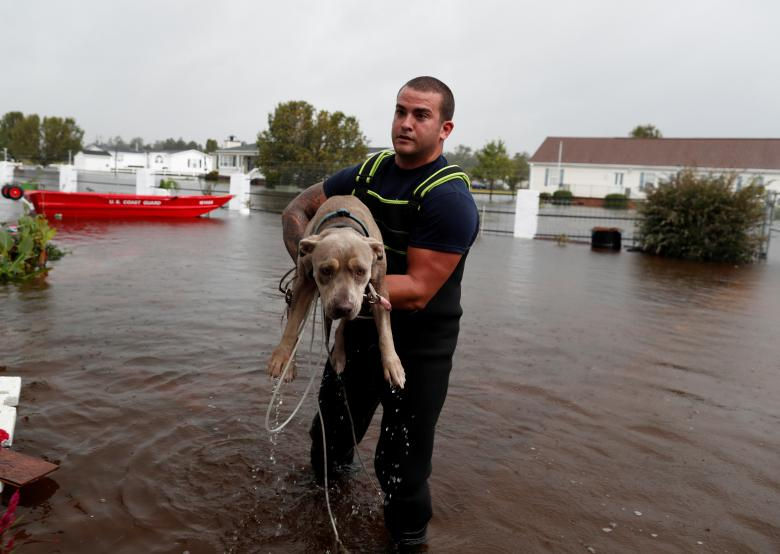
539, 192, 552, 203
552, 189, 573, 205
158, 178, 179, 191
637, 170, 766, 263
204, 170, 219, 181
604, 193, 629, 209
1, 215, 64, 282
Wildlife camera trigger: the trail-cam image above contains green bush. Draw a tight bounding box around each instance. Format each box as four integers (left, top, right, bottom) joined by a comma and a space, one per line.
637, 170, 766, 263
204, 170, 219, 181
158, 178, 179, 191
539, 192, 552, 203
552, 189, 573, 205
604, 193, 629, 209
1, 215, 64, 282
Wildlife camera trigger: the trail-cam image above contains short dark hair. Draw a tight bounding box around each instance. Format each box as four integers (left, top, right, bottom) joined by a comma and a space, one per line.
400, 76, 455, 122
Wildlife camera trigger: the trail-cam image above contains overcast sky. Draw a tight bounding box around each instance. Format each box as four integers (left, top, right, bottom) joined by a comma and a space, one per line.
2, 0, 778, 156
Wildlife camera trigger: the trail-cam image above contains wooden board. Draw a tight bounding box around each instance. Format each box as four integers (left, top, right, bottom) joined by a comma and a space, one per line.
0, 448, 58, 487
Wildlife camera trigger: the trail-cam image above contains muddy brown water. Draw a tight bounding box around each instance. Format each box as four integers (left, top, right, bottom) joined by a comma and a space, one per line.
1, 208, 779, 553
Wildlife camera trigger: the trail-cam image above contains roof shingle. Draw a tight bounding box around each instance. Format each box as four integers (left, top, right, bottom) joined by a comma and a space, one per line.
529, 137, 780, 171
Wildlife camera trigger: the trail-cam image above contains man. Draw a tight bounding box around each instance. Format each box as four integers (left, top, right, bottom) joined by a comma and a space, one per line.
280, 76, 478, 546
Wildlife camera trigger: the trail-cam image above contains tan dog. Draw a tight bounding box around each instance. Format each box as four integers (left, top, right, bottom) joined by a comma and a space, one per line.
268, 196, 406, 388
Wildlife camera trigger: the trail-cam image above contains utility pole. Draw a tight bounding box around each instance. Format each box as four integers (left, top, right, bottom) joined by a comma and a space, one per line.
68, 150, 72, 165
3, 147, 6, 161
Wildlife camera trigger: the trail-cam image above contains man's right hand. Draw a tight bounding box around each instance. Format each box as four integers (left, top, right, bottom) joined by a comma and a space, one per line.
281, 182, 327, 261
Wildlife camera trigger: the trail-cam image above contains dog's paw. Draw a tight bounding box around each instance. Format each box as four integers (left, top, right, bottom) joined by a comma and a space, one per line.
331, 347, 346, 374
268, 347, 296, 381
382, 355, 406, 389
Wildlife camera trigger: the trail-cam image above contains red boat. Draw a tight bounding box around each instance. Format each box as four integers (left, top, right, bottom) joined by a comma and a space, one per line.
25, 190, 233, 219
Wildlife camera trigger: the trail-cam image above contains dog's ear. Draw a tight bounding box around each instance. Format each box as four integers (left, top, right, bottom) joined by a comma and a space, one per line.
365, 237, 384, 260
298, 235, 320, 258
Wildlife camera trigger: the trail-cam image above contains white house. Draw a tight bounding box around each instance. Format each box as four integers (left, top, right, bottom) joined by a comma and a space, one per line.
216, 137, 259, 176
529, 137, 780, 199
74, 145, 214, 175
73, 145, 113, 171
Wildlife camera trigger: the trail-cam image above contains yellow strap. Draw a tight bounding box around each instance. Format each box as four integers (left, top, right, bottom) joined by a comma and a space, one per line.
419, 172, 472, 198
355, 150, 394, 183
411, 164, 459, 196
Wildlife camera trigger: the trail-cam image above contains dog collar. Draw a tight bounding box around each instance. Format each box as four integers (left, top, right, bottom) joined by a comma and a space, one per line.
314, 209, 370, 237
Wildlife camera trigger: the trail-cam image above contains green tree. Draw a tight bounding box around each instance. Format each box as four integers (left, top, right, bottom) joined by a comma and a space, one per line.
205, 138, 218, 153
505, 152, 530, 191
40, 116, 84, 164
150, 137, 202, 151
257, 100, 368, 188
630, 124, 663, 138
638, 170, 765, 263
106, 136, 129, 149
472, 139, 514, 198
128, 137, 146, 151
8, 114, 41, 162
444, 144, 477, 172
0, 112, 25, 157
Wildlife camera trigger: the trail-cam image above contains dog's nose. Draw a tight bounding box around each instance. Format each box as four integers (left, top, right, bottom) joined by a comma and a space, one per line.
331, 302, 353, 319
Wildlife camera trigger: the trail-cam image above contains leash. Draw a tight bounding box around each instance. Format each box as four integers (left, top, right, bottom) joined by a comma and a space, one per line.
266, 280, 384, 548
264, 292, 344, 548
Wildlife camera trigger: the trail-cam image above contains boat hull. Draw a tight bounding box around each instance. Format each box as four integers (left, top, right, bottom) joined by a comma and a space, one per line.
25, 191, 233, 219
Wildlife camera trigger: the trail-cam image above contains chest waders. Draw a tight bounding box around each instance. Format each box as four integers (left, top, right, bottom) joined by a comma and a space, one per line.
310, 151, 473, 544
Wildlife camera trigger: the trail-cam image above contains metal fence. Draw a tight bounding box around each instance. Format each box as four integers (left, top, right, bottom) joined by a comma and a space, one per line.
536, 202, 641, 245
7, 168, 778, 258
758, 191, 778, 259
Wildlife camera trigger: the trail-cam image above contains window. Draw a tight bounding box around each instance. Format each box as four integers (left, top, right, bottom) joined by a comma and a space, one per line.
735, 176, 743, 191
544, 167, 564, 187
639, 171, 656, 191
614, 172, 624, 186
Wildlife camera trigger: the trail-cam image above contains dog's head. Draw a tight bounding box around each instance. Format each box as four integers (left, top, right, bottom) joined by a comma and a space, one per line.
298, 230, 384, 320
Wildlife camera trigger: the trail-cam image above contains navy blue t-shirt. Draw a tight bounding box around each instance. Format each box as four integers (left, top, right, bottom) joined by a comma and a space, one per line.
323, 155, 479, 255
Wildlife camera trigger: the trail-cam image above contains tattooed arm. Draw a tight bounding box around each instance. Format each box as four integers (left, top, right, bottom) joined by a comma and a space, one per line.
281, 182, 327, 261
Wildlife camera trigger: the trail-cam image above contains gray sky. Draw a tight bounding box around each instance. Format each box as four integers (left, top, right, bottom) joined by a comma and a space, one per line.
2, 0, 778, 156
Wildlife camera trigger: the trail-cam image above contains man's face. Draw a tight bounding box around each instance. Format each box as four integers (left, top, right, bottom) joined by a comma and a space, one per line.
392, 87, 453, 164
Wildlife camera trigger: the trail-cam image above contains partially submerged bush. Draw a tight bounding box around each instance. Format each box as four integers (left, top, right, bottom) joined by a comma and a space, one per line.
204, 170, 219, 181
604, 193, 629, 209
539, 192, 551, 203
637, 170, 766, 263
1, 215, 64, 282
552, 189, 573, 205
158, 178, 179, 191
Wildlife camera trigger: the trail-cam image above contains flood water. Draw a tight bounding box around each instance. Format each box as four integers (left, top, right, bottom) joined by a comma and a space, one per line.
1, 203, 779, 553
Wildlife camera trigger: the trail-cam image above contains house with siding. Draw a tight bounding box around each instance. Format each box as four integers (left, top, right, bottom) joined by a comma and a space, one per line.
528, 137, 780, 199
74, 144, 214, 175
215, 137, 259, 176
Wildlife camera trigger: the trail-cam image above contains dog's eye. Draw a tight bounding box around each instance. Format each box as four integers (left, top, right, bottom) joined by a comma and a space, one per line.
354, 268, 366, 277
319, 267, 332, 277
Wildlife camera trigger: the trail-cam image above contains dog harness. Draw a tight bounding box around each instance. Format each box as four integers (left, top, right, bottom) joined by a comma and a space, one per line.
313, 208, 370, 237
